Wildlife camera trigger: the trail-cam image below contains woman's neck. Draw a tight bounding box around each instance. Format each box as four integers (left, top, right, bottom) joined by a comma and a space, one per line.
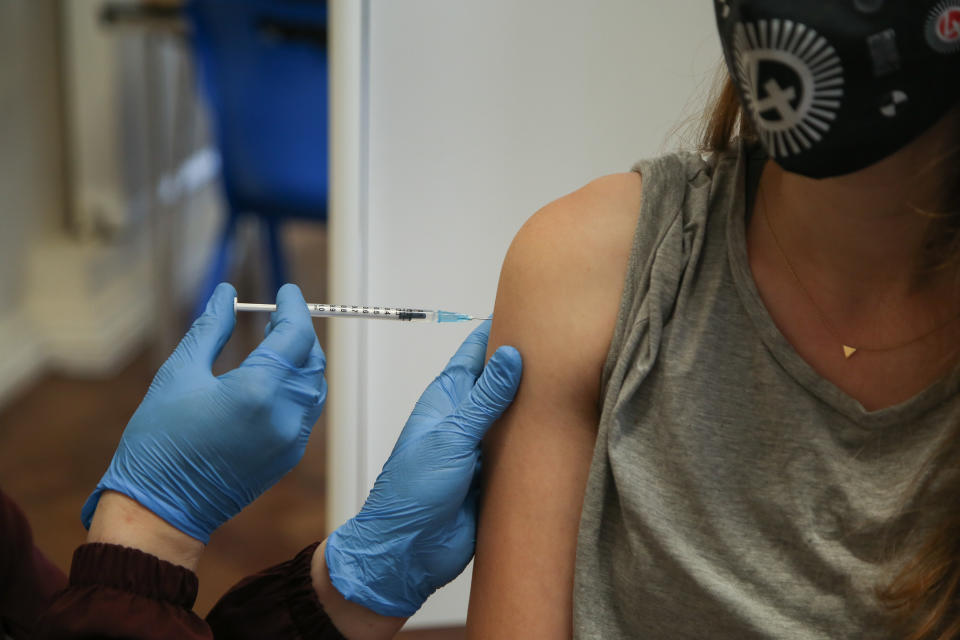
754, 112, 960, 317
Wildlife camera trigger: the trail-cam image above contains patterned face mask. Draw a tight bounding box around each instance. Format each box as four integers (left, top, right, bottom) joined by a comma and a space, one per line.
715, 0, 960, 178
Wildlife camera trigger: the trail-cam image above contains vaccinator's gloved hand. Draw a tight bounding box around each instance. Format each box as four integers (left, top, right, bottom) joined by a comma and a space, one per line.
325, 320, 522, 617
81, 282, 326, 543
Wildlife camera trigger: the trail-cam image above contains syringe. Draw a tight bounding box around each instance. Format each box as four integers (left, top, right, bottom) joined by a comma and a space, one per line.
234, 298, 486, 323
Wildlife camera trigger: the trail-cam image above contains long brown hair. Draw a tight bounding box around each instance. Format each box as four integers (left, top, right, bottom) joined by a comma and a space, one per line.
700, 72, 960, 639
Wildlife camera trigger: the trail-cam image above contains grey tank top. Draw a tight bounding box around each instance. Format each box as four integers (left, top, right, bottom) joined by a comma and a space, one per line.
573, 142, 960, 639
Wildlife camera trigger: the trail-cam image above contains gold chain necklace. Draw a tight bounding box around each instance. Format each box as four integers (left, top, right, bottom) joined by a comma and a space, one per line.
759, 204, 960, 360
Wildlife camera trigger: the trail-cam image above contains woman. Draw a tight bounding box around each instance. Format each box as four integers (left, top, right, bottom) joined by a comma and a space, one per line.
469, 2, 960, 638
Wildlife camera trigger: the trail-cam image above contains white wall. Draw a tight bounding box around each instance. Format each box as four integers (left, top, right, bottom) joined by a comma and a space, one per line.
0, 0, 67, 405
328, 0, 722, 628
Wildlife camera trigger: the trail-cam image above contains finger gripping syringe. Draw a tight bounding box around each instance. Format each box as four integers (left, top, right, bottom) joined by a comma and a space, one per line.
234, 298, 485, 323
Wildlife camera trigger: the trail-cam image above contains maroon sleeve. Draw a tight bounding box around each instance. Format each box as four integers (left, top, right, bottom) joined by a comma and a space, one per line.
206, 542, 346, 640
0, 489, 67, 639
33, 542, 346, 640
33, 543, 211, 639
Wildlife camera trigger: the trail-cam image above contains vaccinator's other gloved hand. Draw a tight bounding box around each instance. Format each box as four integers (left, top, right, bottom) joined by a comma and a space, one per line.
325, 320, 522, 617
81, 283, 326, 543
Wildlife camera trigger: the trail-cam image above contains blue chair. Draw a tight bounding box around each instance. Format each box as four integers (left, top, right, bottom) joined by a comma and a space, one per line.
184, 0, 328, 318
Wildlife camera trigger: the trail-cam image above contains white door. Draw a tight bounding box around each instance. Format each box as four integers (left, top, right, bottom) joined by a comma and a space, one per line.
327, 0, 722, 628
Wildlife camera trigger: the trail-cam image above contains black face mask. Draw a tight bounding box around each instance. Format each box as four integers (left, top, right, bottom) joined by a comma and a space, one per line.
715, 0, 960, 178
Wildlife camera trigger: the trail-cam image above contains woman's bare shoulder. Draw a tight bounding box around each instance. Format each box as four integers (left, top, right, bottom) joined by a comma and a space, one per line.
517, 171, 642, 258
489, 171, 642, 400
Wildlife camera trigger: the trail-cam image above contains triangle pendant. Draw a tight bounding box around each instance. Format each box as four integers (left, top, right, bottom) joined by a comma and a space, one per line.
842, 345, 857, 359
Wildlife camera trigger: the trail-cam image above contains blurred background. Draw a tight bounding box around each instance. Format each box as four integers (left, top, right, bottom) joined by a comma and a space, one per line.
0, 0, 719, 634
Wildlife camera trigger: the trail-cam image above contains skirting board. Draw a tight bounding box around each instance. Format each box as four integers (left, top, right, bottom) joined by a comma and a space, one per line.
25, 235, 154, 378
0, 235, 159, 415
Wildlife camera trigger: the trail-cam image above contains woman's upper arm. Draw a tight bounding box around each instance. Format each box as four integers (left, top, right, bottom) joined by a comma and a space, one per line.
466, 173, 642, 639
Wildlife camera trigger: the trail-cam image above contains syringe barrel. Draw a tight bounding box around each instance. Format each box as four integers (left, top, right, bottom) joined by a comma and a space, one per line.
234, 299, 437, 322
305, 304, 431, 321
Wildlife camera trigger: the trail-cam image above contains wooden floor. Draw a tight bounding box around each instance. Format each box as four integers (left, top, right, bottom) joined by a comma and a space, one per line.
0, 223, 464, 638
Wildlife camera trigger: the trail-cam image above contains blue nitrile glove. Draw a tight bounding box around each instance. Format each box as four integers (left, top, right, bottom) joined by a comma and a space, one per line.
325, 319, 522, 617
81, 282, 326, 543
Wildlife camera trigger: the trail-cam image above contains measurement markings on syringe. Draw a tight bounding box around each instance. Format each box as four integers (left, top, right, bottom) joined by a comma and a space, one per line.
236, 300, 480, 323
307, 304, 403, 317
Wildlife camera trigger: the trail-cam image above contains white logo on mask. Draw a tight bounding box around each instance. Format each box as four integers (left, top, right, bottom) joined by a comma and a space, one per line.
732, 20, 844, 158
